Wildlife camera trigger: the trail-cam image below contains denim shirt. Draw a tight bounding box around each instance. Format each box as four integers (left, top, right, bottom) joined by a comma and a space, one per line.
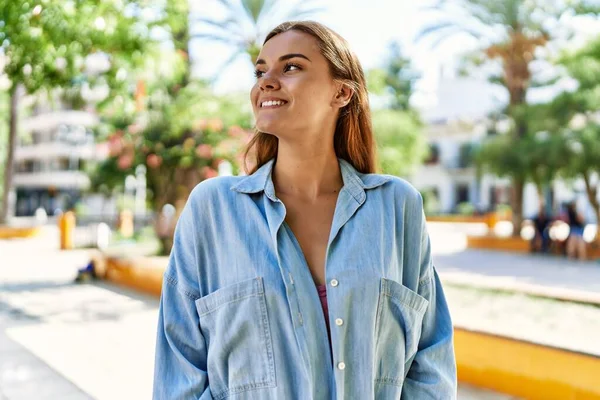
153, 158, 457, 400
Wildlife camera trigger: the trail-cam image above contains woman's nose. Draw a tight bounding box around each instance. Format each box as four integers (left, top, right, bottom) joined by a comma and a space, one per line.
259, 73, 280, 91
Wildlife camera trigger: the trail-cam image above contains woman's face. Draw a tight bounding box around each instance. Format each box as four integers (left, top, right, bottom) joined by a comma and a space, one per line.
250, 30, 341, 139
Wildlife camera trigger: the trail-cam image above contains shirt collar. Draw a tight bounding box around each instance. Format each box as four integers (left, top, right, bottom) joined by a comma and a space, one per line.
230, 158, 392, 202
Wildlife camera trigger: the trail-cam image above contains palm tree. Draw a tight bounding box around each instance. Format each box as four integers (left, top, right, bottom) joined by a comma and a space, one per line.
415, 0, 599, 232
191, 0, 323, 67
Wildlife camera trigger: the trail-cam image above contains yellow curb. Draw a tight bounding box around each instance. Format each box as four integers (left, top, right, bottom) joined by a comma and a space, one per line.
427, 215, 489, 224
467, 235, 531, 253
0, 226, 42, 239
101, 255, 600, 399
104, 256, 166, 297
467, 235, 600, 259
455, 328, 600, 399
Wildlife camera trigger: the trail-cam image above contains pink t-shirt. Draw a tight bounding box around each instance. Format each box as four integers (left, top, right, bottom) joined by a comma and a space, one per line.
316, 284, 332, 357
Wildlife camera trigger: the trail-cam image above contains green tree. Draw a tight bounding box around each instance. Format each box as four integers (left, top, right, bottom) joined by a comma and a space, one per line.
372, 109, 427, 177
366, 43, 426, 177
544, 36, 600, 226
476, 122, 567, 205
192, 0, 323, 66
416, 0, 600, 233
0, 0, 150, 223
92, 0, 252, 254
0, 89, 6, 201
367, 42, 420, 111
382, 42, 420, 111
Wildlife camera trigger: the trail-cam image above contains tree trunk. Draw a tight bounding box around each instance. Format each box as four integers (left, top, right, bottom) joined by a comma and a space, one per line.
0, 87, 18, 225
511, 177, 524, 237
582, 172, 600, 240
158, 236, 173, 256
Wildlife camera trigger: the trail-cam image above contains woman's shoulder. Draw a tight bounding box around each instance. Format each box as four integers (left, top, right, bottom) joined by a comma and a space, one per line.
187, 175, 245, 203
361, 172, 423, 203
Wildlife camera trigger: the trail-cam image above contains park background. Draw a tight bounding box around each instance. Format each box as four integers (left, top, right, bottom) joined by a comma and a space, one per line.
1, 1, 600, 399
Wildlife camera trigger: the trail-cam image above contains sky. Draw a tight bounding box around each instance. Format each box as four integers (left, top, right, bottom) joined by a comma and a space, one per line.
189, 0, 600, 112
189, 0, 476, 101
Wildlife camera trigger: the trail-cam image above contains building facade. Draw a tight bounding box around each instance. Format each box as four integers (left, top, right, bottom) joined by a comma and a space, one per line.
411, 77, 599, 224
13, 110, 104, 217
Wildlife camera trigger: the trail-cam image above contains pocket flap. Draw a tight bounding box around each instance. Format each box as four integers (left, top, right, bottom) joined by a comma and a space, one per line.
195, 277, 264, 316
381, 278, 429, 315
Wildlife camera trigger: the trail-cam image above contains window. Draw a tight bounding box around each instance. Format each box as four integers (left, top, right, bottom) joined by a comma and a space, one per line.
456, 185, 470, 204
424, 143, 440, 165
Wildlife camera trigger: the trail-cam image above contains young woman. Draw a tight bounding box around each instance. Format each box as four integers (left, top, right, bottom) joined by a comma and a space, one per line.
153, 21, 457, 399
565, 201, 587, 260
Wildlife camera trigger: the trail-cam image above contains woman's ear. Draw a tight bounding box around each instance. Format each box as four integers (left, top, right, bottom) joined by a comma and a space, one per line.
332, 83, 354, 109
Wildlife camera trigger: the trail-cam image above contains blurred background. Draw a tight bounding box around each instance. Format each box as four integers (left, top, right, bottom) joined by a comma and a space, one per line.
1, 0, 600, 399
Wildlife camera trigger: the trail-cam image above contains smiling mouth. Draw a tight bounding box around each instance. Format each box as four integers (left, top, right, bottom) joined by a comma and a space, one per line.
260, 100, 288, 108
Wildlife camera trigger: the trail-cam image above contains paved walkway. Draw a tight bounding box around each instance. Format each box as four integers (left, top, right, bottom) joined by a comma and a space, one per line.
0, 227, 517, 399
428, 222, 600, 303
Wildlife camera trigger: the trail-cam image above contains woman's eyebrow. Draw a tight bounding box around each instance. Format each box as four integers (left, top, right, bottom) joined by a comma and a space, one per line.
255, 53, 312, 66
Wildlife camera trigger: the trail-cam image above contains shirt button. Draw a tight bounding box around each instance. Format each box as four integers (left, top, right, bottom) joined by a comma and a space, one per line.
337, 362, 346, 370
330, 279, 339, 287
335, 318, 343, 326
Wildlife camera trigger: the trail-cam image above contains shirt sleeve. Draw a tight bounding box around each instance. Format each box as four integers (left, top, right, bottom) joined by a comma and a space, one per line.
153, 196, 213, 400
401, 204, 458, 399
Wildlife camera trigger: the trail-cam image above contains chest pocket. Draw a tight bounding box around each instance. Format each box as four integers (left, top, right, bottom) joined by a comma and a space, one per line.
195, 277, 276, 399
374, 277, 429, 386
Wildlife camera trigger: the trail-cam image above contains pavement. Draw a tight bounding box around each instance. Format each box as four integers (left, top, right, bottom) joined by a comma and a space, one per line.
3, 223, 599, 399
427, 222, 600, 304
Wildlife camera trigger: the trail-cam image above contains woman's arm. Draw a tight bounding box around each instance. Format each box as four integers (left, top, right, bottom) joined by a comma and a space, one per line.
153, 196, 212, 400
402, 202, 457, 399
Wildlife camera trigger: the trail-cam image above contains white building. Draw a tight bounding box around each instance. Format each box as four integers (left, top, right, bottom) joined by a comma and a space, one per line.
411, 77, 599, 223
13, 110, 106, 217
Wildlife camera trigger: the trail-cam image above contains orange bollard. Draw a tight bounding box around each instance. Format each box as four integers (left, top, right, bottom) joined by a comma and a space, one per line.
118, 209, 134, 239
59, 211, 76, 250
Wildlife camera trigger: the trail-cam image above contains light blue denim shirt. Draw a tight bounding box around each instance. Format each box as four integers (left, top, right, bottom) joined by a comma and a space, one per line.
153, 158, 457, 399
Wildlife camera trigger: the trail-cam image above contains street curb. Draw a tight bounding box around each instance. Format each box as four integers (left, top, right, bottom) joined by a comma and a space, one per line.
104, 256, 165, 297
0, 226, 42, 239
441, 275, 600, 306
101, 256, 600, 399
467, 235, 530, 253
466, 235, 600, 259
455, 327, 600, 399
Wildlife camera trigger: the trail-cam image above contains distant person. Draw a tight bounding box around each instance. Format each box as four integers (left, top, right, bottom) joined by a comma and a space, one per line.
531, 204, 552, 253
566, 201, 586, 260
152, 21, 457, 399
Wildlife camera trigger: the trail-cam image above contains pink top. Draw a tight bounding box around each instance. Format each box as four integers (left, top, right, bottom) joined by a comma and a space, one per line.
316, 284, 332, 361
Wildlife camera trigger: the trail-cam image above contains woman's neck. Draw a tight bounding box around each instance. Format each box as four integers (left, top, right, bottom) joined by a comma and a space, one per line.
272, 144, 343, 201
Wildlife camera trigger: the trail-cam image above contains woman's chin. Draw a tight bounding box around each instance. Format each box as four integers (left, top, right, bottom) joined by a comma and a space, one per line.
256, 121, 283, 136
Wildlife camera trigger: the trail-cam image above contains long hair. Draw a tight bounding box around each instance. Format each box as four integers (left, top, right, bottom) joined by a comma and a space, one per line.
243, 21, 377, 174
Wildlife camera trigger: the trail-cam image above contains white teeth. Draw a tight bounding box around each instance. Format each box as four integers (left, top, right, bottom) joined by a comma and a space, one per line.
261, 100, 285, 107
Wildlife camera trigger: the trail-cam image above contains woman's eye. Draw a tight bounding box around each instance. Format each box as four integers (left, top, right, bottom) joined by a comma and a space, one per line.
284, 63, 301, 72
254, 70, 265, 79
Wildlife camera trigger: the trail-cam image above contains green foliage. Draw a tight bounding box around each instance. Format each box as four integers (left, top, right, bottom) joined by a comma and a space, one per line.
457, 202, 475, 216
372, 109, 427, 177
475, 125, 567, 188
0, 0, 156, 222
0, 0, 150, 94
458, 142, 476, 168
90, 2, 253, 216
366, 68, 387, 96
421, 188, 441, 215
417, 0, 599, 46
0, 91, 5, 200
92, 79, 253, 211
367, 42, 419, 111
539, 35, 600, 183
366, 42, 424, 176
383, 42, 420, 111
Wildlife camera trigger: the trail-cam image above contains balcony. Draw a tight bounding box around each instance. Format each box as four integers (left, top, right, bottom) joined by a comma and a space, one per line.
15, 142, 99, 161
13, 171, 91, 189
